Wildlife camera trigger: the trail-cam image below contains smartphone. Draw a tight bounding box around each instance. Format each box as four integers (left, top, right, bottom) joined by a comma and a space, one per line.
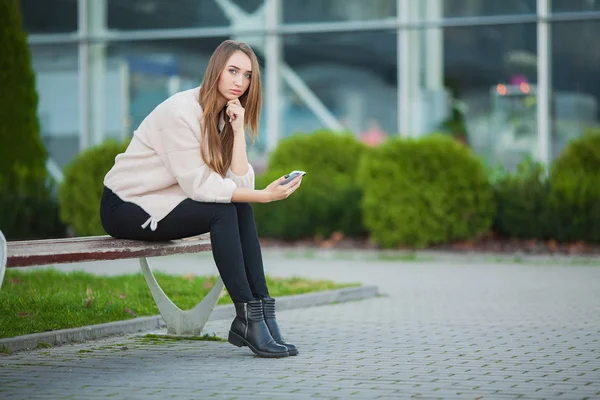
280, 170, 306, 185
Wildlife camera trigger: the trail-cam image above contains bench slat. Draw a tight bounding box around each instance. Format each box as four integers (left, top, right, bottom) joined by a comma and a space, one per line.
6, 235, 211, 268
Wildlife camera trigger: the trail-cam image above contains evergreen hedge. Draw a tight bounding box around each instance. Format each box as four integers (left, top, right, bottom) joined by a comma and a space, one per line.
0, 0, 65, 240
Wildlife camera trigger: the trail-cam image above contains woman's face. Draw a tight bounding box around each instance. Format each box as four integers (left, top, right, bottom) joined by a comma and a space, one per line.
218, 50, 252, 102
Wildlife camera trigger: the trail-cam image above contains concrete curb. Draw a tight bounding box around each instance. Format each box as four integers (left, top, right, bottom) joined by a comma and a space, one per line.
0, 285, 378, 354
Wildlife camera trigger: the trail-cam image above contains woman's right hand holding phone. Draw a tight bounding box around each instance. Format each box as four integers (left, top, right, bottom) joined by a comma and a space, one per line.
262, 174, 303, 203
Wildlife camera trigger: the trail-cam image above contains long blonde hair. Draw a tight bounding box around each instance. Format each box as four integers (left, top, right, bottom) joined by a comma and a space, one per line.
198, 40, 262, 177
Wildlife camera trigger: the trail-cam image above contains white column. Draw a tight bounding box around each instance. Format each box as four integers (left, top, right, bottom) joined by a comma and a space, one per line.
537, 0, 551, 165
408, 2, 422, 136
89, 0, 107, 146
119, 61, 130, 141
425, 0, 443, 90
422, 0, 446, 134
265, 0, 281, 152
77, 0, 89, 150
398, 0, 410, 136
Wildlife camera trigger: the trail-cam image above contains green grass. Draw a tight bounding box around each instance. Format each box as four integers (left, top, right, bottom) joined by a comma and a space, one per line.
0, 268, 357, 339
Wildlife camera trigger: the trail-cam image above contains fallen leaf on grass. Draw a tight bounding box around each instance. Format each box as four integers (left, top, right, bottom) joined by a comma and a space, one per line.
123, 307, 136, 317
18, 312, 31, 318
84, 287, 95, 307
183, 273, 196, 281
203, 281, 213, 289
8, 278, 20, 285
118, 293, 126, 299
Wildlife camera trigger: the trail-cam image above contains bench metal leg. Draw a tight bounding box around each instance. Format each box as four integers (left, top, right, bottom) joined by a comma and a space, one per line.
0, 230, 6, 290
138, 256, 225, 336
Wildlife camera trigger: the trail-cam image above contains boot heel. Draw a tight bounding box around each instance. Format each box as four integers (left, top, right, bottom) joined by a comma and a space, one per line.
228, 330, 245, 347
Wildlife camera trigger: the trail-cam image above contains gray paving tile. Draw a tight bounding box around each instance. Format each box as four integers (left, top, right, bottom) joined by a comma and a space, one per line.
2, 256, 600, 399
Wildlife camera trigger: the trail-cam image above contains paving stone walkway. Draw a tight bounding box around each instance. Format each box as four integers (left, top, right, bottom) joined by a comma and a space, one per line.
1, 254, 599, 399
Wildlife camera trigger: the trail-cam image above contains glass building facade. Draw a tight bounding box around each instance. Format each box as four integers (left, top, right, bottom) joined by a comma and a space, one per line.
21, 0, 600, 180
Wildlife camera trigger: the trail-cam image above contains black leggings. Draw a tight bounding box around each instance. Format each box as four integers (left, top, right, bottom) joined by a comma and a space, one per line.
100, 186, 269, 303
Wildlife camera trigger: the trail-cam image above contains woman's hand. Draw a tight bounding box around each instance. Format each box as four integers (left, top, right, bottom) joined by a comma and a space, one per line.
226, 98, 245, 135
261, 174, 303, 203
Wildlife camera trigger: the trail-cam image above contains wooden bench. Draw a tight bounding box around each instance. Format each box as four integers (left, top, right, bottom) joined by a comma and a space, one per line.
0, 230, 224, 336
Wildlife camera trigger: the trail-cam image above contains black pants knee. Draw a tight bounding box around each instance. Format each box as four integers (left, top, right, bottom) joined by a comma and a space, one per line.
100, 186, 269, 303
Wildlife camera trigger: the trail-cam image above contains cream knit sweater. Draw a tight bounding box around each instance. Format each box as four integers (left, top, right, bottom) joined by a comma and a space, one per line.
103, 86, 255, 232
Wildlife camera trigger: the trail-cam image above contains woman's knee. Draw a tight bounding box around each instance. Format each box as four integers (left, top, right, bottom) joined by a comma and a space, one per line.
212, 203, 238, 224
233, 202, 253, 216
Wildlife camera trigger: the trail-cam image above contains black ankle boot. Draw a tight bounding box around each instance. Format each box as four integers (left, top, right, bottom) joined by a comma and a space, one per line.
262, 297, 298, 356
228, 299, 289, 358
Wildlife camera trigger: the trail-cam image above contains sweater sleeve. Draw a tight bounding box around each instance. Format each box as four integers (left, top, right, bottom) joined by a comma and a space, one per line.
150, 123, 237, 203
226, 164, 255, 189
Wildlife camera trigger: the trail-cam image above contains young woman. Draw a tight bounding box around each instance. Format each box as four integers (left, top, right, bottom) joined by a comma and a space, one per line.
100, 40, 303, 358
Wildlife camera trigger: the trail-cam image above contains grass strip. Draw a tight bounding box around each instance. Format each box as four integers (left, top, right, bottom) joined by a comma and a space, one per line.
0, 268, 357, 338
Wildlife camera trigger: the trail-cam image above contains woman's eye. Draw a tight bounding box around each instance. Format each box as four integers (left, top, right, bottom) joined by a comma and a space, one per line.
229, 69, 237, 74
245, 74, 251, 79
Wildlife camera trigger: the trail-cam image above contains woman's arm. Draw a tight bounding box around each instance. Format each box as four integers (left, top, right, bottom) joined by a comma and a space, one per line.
232, 174, 303, 204
227, 98, 250, 176
230, 132, 250, 176
231, 187, 269, 203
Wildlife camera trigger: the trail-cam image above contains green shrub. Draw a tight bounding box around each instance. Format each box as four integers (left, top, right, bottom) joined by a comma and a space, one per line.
254, 167, 364, 240
492, 157, 553, 239
0, 181, 66, 240
59, 139, 130, 236
547, 129, 600, 243
0, 1, 65, 240
253, 130, 367, 240
268, 129, 366, 176
357, 134, 495, 248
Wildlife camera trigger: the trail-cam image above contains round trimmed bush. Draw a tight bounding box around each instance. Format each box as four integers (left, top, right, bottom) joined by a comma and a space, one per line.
548, 129, 600, 242
268, 129, 366, 176
253, 130, 368, 240
254, 167, 364, 240
58, 139, 130, 236
357, 134, 495, 248
492, 157, 553, 240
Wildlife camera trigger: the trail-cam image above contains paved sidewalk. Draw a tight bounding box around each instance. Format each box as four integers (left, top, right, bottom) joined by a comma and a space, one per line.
1, 254, 599, 399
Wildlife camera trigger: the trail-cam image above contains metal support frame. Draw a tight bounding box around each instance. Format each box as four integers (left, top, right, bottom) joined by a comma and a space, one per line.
216, 0, 344, 135
26, 11, 600, 46
45, 158, 64, 184
0, 230, 222, 333
139, 257, 225, 336
537, 0, 552, 166
28, 0, 599, 158
280, 65, 344, 131
0, 230, 6, 290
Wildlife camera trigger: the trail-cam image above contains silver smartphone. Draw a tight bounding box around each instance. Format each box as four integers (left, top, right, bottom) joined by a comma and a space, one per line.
280, 170, 306, 185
